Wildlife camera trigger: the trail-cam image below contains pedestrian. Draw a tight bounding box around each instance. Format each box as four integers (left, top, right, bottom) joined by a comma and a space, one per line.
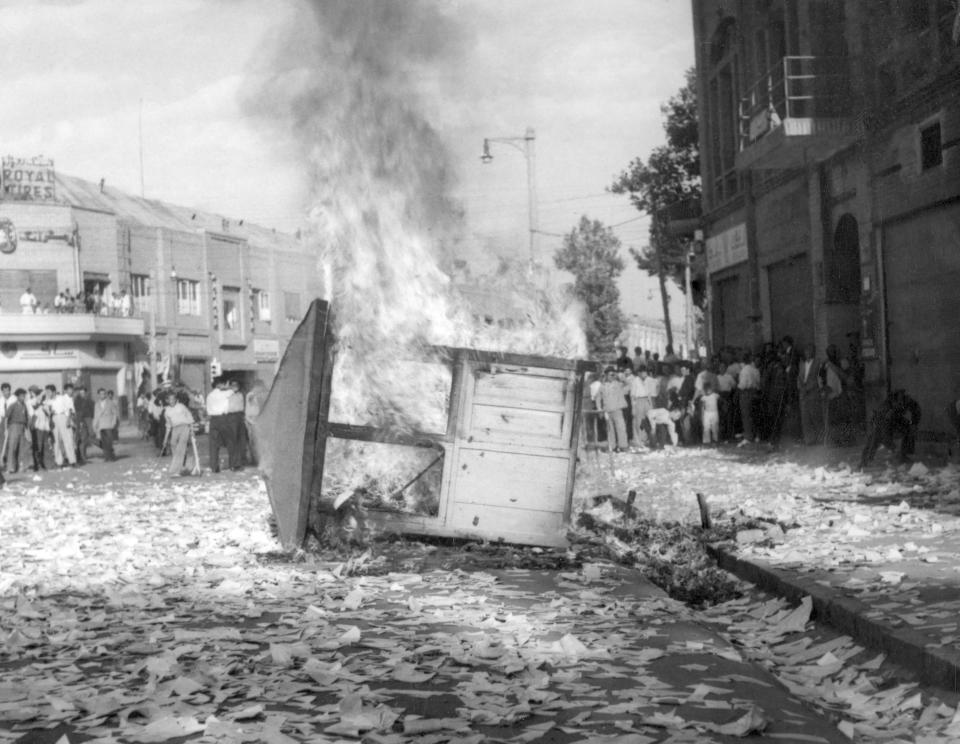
48, 384, 78, 468
598, 367, 630, 453
859, 389, 922, 469
797, 345, 824, 446
19, 287, 37, 314
150, 387, 168, 452
205, 377, 234, 473
73, 385, 95, 464
28, 385, 51, 471
630, 366, 653, 447
715, 362, 736, 442
93, 388, 119, 461
737, 352, 761, 447
0, 382, 11, 468
244, 379, 267, 467
226, 379, 246, 469
164, 390, 196, 476
4, 388, 29, 473
701, 381, 721, 445
107, 390, 120, 443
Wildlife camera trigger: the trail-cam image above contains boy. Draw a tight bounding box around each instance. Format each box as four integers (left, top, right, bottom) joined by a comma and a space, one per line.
701, 381, 720, 445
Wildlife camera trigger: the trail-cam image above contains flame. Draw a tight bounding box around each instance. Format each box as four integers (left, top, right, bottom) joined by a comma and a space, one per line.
246, 1, 586, 510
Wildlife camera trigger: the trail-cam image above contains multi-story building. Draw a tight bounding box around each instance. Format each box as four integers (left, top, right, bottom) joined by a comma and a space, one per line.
692, 0, 960, 439
0, 162, 323, 417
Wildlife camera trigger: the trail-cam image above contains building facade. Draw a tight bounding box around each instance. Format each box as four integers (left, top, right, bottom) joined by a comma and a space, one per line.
692, 0, 960, 438
0, 165, 323, 417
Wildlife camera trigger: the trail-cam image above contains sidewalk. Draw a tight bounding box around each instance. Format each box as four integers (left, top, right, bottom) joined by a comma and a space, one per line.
706, 451, 960, 693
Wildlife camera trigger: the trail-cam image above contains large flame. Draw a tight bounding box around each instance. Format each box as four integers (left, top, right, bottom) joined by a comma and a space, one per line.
245, 0, 586, 510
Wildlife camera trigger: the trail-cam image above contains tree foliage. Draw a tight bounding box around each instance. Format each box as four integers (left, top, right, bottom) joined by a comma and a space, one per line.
554, 215, 625, 355
609, 68, 701, 347
611, 67, 700, 277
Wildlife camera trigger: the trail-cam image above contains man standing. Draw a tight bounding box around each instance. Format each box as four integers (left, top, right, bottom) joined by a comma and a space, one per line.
48, 384, 78, 468
0, 382, 11, 468
73, 386, 95, 464
19, 287, 37, 314
737, 352, 762, 446
205, 377, 234, 473
797, 345, 823, 446
244, 379, 267, 467
226, 379, 246, 470
28, 386, 50, 471
630, 367, 653, 447
597, 367, 629, 453
4, 389, 29, 473
93, 388, 119, 462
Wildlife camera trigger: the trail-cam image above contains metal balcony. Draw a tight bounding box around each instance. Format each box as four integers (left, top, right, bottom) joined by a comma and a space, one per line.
737, 56, 860, 170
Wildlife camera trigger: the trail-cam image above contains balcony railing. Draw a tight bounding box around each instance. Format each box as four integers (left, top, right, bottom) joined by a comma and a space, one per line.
740, 56, 852, 148
0, 310, 144, 339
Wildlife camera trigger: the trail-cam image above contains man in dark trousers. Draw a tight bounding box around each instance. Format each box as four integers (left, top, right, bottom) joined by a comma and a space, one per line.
4, 388, 29, 473
859, 389, 922, 469
73, 386, 95, 464
205, 377, 235, 473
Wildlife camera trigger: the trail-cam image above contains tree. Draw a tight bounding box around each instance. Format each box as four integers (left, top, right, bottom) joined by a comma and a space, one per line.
554, 215, 625, 356
610, 68, 701, 349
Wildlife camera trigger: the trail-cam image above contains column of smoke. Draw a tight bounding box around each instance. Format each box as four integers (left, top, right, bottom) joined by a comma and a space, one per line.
245, 0, 586, 512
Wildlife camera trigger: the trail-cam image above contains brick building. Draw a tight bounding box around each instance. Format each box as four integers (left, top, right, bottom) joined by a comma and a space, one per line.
691, 0, 960, 438
0, 164, 323, 417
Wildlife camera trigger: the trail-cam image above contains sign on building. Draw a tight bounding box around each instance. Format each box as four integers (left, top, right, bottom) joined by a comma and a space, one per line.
706, 223, 748, 274
1, 156, 56, 201
253, 338, 280, 362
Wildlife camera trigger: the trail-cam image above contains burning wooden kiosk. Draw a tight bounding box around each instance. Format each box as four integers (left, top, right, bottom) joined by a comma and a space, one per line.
256, 299, 589, 549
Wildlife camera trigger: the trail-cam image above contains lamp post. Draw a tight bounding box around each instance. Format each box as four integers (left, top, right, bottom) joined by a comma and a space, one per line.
480, 127, 538, 268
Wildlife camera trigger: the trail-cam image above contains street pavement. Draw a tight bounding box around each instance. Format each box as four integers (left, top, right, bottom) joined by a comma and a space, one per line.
3, 428, 960, 741
703, 443, 960, 693
0, 435, 855, 744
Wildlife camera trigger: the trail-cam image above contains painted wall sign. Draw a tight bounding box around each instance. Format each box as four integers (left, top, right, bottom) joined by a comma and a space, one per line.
1, 156, 57, 201
706, 223, 748, 273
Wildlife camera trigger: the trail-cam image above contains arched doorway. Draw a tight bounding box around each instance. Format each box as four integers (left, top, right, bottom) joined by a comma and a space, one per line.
827, 214, 862, 305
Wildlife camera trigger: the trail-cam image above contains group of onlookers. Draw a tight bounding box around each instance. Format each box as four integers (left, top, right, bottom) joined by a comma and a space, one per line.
137, 376, 266, 477
4, 286, 134, 316
0, 382, 120, 484
584, 337, 870, 454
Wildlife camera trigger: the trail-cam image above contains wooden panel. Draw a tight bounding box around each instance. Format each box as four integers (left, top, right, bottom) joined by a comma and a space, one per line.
472, 368, 569, 411
469, 404, 566, 446
447, 502, 567, 546
253, 299, 332, 550
453, 448, 570, 513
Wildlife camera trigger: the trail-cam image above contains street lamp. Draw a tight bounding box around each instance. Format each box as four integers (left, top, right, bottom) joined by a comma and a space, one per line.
480, 127, 538, 267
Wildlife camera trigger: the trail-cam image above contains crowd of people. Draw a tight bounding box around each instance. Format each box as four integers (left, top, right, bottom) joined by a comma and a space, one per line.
138, 376, 267, 477
0, 382, 120, 485
583, 337, 871, 455
4, 286, 135, 316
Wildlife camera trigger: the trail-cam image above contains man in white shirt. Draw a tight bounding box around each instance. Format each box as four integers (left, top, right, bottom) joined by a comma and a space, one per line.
48, 383, 78, 467
737, 352, 762, 446
205, 377, 235, 473
630, 367, 653, 446
19, 287, 37, 315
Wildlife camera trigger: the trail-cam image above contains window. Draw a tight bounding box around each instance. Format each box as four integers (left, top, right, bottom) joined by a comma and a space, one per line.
223, 286, 241, 331
131, 274, 151, 314
253, 289, 271, 322
921, 122, 942, 170
283, 291, 301, 323
176, 279, 201, 316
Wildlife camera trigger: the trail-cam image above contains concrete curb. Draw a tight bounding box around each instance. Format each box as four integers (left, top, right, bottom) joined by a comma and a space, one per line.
707, 544, 960, 693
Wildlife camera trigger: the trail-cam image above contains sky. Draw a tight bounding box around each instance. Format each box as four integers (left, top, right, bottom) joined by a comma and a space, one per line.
0, 0, 695, 318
